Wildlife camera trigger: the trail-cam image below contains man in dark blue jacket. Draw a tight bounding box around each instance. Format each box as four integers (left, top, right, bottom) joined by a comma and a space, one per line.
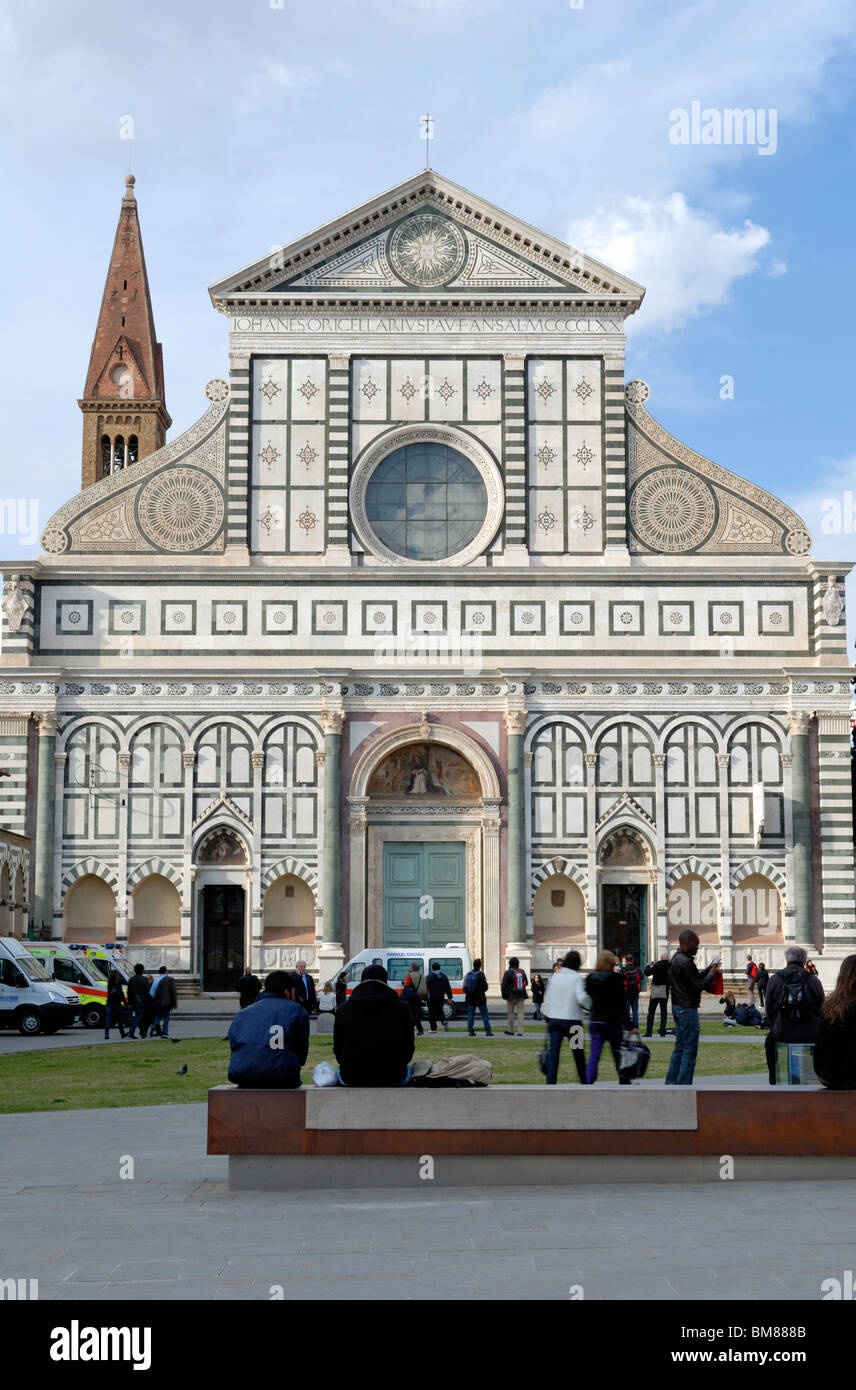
227, 971, 310, 1089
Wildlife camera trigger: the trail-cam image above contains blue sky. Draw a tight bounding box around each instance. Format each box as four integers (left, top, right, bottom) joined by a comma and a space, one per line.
2, 0, 855, 619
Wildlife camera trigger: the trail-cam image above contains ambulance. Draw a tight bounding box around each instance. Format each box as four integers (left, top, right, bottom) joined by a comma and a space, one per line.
22, 943, 109, 1028
333, 944, 473, 1020
68, 943, 133, 984
0, 937, 80, 1035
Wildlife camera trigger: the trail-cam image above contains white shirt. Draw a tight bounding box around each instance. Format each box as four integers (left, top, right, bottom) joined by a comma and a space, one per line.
542, 968, 591, 1022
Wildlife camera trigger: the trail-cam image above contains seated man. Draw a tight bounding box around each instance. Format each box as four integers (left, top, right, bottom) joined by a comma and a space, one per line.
333, 963, 415, 1087
227, 970, 309, 1089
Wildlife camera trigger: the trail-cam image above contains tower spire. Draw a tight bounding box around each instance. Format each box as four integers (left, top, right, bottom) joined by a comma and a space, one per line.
78, 174, 171, 489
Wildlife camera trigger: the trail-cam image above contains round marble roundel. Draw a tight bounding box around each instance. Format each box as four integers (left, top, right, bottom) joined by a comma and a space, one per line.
388, 213, 467, 287
137, 467, 224, 552
629, 467, 716, 553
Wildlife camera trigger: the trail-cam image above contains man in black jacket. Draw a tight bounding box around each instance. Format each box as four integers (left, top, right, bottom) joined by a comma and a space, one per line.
127, 963, 151, 1039
665, 932, 720, 1085
237, 965, 262, 1010
425, 961, 453, 1033
295, 961, 318, 1014
764, 946, 824, 1084
643, 952, 670, 1038
333, 964, 415, 1087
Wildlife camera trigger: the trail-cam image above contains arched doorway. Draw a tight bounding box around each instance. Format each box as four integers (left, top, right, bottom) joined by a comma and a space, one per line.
195, 828, 248, 991
597, 825, 654, 969
63, 874, 116, 942
130, 875, 181, 948
348, 725, 502, 981
532, 874, 586, 946
263, 874, 315, 945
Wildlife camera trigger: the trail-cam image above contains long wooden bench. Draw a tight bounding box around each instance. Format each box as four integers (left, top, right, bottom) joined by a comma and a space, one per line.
207, 1085, 856, 1190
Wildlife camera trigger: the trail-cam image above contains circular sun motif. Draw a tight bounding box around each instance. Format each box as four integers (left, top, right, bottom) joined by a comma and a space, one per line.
137, 468, 224, 552
785, 528, 811, 555
388, 213, 467, 287
205, 378, 229, 404
629, 468, 715, 553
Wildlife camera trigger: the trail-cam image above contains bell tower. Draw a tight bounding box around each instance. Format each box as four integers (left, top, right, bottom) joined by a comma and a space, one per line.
78, 174, 171, 490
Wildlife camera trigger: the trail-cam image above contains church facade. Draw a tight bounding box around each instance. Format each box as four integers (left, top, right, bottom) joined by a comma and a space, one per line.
1, 169, 853, 991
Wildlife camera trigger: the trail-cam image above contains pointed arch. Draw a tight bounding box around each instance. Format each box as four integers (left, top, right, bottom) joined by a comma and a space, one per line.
61, 858, 119, 893
127, 858, 183, 892
665, 857, 722, 895
261, 857, 319, 895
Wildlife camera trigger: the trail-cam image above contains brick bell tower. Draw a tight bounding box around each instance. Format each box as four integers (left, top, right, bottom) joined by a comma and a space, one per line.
78, 174, 171, 490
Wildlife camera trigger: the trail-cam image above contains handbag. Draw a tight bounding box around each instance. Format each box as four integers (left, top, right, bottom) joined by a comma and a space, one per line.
650, 983, 667, 1001
401, 984, 417, 1001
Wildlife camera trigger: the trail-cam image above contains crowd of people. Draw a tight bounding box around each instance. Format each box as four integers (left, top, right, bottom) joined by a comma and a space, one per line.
225, 943, 856, 1093
103, 964, 178, 1041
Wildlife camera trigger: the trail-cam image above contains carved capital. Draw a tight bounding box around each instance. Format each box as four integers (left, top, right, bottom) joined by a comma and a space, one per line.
182, 751, 196, 768
36, 713, 58, 738
523, 751, 533, 767
251, 752, 265, 770
54, 752, 68, 767
717, 754, 731, 768
328, 353, 351, 372
502, 352, 526, 371
781, 753, 793, 768
320, 709, 345, 736
315, 750, 326, 767
118, 753, 131, 770
788, 711, 813, 736
504, 709, 528, 736
585, 753, 598, 767
653, 753, 667, 767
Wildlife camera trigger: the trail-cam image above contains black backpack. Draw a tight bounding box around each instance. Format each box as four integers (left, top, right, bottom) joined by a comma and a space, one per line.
779, 970, 807, 1028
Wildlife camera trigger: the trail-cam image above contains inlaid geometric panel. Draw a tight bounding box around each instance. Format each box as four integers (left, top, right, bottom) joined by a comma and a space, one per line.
251, 357, 327, 554
527, 359, 603, 555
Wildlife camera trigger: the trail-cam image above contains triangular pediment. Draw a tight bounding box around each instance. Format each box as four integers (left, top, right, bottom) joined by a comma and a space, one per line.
209, 170, 645, 306
91, 335, 151, 399
192, 791, 253, 831
595, 793, 656, 833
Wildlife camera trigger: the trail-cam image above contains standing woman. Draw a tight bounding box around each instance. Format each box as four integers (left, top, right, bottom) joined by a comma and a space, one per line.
531, 973, 546, 1021
813, 955, 856, 1091
401, 960, 426, 1037
755, 962, 769, 1009
318, 980, 337, 1014
105, 969, 128, 1040
585, 951, 630, 1085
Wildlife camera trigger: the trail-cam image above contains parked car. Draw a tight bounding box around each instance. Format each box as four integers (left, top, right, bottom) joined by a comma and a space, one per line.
0, 937, 80, 1035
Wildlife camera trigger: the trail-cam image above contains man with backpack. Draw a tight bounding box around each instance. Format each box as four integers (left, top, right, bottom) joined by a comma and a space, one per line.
746, 953, 759, 1002
501, 956, 529, 1036
464, 958, 493, 1037
763, 946, 825, 1084
425, 961, 453, 1033
621, 954, 643, 1029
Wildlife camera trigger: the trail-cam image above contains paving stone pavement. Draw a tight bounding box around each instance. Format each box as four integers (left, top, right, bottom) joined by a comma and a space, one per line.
1, 1103, 855, 1301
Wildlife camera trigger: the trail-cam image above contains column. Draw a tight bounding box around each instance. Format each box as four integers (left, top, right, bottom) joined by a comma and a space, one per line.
815, 712, 856, 946
495, 353, 529, 565
604, 361, 630, 555
347, 797, 367, 955
717, 752, 732, 958
788, 712, 815, 943
33, 713, 57, 935
325, 353, 351, 563
318, 710, 345, 977
51, 751, 67, 942
523, 750, 534, 942
653, 752, 667, 958
226, 353, 250, 551
250, 752, 265, 969
482, 801, 502, 987
116, 753, 130, 944
504, 710, 528, 951
781, 753, 796, 941
585, 753, 598, 961
181, 751, 195, 972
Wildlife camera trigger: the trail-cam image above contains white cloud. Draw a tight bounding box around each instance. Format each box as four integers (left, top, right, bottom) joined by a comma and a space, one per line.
569, 193, 771, 332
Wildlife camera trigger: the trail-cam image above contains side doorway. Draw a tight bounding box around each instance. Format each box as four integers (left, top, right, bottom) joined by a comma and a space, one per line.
201, 884, 245, 991
602, 883, 648, 973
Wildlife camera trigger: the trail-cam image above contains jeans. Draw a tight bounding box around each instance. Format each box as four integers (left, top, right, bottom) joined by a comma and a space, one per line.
104, 1006, 126, 1039
155, 1007, 172, 1038
645, 997, 667, 1036
585, 1021, 624, 1084
428, 1001, 447, 1031
128, 1004, 147, 1037
627, 995, 639, 1028
665, 1005, 700, 1085
506, 998, 525, 1033
467, 1001, 493, 1036
544, 1019, 587, 1085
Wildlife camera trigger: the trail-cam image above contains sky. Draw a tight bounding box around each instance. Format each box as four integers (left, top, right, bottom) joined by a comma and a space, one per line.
1, 0, 855, 638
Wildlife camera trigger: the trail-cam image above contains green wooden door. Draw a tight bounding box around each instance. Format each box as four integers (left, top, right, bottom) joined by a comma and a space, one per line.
383, 842, 465, 949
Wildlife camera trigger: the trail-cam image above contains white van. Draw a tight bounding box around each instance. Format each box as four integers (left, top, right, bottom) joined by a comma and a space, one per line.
0, 937, 80, 1036
335, 944, 473, 1020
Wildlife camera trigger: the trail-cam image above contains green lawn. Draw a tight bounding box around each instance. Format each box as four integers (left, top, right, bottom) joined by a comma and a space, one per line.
0, 1033, 766, 1114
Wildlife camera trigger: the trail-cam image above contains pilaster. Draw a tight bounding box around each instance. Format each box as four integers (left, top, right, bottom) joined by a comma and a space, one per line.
33, 713, 58, 935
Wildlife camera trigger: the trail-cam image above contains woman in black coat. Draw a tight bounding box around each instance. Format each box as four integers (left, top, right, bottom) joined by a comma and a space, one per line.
531, 973, 546, 1020
585, 951, 630, 1084
105, 969, 128, 1040
814, 955, 856, 1091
